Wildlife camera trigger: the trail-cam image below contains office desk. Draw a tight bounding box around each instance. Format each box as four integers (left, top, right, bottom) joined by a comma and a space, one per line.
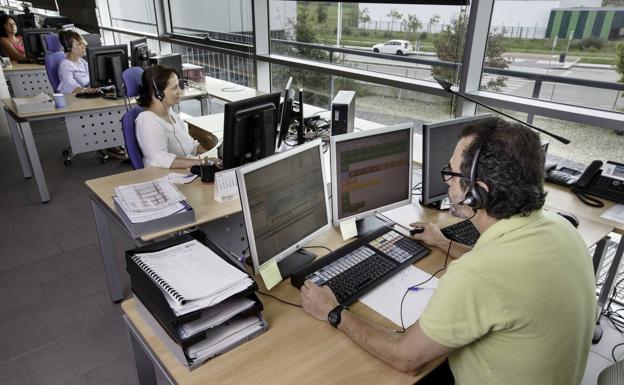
4, 86, 209, 203
86, 167, 241, 302
3, 63, 53, 97
121, 208, 612, 385
122, 226, 449, 385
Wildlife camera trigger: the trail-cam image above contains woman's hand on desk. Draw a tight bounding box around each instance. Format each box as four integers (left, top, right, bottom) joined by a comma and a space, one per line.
301, 280, 338, 322
409, 222, 447, 250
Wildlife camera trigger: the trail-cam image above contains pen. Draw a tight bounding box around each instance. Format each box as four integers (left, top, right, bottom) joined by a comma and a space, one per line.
408, 287, 434, 292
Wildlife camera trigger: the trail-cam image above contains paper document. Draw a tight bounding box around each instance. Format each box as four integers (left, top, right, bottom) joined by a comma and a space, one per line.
601, 204, 624, 225
115, 179, 185, 212
360, 266, 438, 328
114, 196, 188, 223
178, 297, 256, 339
132, 240, 254, 312
186, 316, 265, 360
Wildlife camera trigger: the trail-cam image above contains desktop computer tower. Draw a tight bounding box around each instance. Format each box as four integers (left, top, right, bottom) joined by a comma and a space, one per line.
331, 91, 355, 136
149, 53, 184, 89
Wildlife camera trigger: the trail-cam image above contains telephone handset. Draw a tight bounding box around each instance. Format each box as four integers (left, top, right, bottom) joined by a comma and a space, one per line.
571, 160, 605, 208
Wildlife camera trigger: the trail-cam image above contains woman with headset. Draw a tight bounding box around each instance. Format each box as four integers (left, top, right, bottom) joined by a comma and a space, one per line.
56, 30, 100, 94
135, 65, 207, 169
0, 14, 25, 61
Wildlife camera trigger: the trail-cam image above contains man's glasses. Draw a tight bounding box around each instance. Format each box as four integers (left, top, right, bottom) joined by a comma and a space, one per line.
440, 164, 466, 182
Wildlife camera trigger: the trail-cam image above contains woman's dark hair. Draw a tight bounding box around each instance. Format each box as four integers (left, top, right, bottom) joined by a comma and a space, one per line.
58, 30, 83, 53
0, 15, 17, 38
137, 65, 178, 108
459, 117, 547, 219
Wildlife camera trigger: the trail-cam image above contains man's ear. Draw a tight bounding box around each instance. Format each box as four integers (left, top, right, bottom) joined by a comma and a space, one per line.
476, 180, 490, 193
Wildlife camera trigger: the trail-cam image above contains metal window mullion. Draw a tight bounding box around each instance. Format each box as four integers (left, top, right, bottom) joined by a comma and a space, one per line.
154, 0, 170, 36
458, 0, 495, 117
254, 0, 270, 93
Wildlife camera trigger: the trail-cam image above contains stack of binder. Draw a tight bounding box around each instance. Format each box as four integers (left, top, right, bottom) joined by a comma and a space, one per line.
126, 231, 267, 369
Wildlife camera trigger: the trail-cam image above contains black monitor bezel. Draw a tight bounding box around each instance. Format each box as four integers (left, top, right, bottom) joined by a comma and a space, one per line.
85, 44, 129, 89
21, 28, 56, 58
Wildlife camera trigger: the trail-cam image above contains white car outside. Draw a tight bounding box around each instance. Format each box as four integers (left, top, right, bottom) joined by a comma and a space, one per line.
372, 40, 412, 55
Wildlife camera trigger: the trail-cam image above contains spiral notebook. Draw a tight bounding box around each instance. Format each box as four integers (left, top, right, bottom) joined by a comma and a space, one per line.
131, 239, 254, 311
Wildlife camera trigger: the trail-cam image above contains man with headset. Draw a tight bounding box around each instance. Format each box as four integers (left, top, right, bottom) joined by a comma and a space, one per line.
301, 118, 596, 385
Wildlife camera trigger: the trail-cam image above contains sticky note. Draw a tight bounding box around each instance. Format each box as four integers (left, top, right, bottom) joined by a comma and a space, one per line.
259, 259, 282, 290
339, 217, 358, 240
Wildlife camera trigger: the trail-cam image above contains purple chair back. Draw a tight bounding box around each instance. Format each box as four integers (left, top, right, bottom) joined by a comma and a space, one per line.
121, 106, 145, 169
43, 34, 63, 52
44, 52, 66, 92
122, 67, 144, 97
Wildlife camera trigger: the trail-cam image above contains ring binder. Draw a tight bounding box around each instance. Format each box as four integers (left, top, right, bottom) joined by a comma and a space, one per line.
131, 256, 186, 304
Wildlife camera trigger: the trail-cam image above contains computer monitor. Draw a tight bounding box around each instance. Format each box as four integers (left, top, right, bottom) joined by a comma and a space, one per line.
41, 16, 72, 29
277, 77, 293, 148
130, 37, 149, 69
21, 28, 56, 58
82, 33, 102, 48
331, 123, 414, 234
421, 114, 491, 209
222, 92, 281, 170
86, 44, 129, 98
15, 13, 37, 31
237, 139, 331, 277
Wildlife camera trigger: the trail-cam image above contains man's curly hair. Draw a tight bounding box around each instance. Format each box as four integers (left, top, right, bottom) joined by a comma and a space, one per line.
459, 117, 547, 219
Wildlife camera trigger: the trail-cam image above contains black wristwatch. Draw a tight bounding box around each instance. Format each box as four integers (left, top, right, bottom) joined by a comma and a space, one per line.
328, 304, 348, 328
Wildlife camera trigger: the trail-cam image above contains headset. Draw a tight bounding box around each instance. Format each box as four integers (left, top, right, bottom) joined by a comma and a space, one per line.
151, 75, 165, 101
150, 70, 186, 157
460, 127, 495, 210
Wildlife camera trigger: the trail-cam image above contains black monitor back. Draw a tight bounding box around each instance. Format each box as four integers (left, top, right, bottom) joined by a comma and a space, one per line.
42, 16, 72, 29
222, 92, 281, 170
130, 38, 149, 69
22, 28, 56, 58
15, 14, 37, 31
86, 44, 129, 97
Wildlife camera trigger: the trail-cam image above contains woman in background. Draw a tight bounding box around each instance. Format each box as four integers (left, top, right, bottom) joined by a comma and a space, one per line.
0, 14, 25, 61
136, 65, 207, 169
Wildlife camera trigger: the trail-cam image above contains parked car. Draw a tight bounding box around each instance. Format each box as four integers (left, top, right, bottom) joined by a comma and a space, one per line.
372, 40, 412, 55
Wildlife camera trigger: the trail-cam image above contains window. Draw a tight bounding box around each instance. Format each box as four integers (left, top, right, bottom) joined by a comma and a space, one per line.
168, 0, 253, 45
269, 1, 469, 83
105, 0, 157, 34
482, 1, 624, 113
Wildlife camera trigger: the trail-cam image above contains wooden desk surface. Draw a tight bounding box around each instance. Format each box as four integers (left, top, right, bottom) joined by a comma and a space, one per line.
85, 168, 241, 242
122, 226, 448, 385
3, 62, 45, 72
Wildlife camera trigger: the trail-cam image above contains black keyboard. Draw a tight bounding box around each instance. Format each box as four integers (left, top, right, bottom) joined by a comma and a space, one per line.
441, 220, 480, 246
291, 227, 430, 306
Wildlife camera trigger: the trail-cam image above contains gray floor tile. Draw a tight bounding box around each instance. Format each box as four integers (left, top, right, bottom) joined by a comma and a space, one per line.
40, 266, 109, 304
0, 359, 30, 385
52, 223, 99, 252
0, 236, 61, 271
59, 354, 138, 385
581, 351, 613, 385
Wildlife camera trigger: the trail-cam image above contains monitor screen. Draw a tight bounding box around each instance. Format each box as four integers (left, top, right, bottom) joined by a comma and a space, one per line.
222, 92, 280, 170
421, 114, 491, 206
237, 140, 331, 274
331, 123, 414, 225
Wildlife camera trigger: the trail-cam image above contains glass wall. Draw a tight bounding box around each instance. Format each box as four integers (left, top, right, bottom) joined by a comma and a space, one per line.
482, 0, 624, 112
269, 1, 469, 84
105, 0, 157, 34
168, 0, 253, 44
272, 63, 453, 131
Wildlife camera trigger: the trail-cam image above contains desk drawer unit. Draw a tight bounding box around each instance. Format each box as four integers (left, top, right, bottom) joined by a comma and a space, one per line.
65, 107, 126, 154
5, 71, 53, 98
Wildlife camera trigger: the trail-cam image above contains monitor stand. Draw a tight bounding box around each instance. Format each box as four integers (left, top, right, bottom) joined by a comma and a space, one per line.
277, 249, 316, 278
356, 216, 394, 238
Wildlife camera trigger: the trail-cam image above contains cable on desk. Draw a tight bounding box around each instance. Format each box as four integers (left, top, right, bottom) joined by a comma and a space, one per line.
257, 291, 302, 308
221, 85, 246, 92
612, 342, 624, 362
302, 245, 333, 254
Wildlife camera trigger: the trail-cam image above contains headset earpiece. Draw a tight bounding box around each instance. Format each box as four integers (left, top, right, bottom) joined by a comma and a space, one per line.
462, 129, 494, 209
151, 76, 164, 101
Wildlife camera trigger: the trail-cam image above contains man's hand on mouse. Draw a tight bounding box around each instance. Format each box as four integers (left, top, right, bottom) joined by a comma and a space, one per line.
409, 222, 448, 249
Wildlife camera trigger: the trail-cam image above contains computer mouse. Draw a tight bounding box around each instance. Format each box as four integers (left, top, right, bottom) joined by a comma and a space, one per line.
557, 211, 579, 228
410, 226, 425, 235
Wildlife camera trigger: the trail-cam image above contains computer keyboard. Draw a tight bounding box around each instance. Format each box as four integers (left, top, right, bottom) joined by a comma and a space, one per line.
291, 227, 430, 306
441, 220, 480, 246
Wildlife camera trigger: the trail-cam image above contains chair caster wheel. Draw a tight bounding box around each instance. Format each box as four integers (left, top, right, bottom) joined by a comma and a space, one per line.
62, 149, 70, 157
64, 159, 71, 166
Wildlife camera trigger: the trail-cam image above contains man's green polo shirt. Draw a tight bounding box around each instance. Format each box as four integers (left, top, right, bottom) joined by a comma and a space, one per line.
419, 210, 596, 385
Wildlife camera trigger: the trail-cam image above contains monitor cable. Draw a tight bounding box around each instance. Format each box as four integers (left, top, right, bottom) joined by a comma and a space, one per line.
256, 291, 302, 308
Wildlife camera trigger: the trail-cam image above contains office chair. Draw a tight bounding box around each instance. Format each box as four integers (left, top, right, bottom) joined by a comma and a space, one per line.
121, 106, 145, 169
597, 359, 624, 385
43, 34, 63, 53
122, 67, 144, 97
44, 51, 66, 92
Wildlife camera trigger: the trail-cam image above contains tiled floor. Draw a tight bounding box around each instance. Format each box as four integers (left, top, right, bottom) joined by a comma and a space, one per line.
0, 105, 622, 385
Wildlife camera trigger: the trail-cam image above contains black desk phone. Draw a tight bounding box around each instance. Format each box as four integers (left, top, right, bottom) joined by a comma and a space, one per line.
547, 160, 624, 207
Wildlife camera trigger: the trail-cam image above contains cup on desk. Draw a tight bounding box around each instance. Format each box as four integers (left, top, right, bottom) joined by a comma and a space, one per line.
200, 160, 216, 183
53, 93, 66, 109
